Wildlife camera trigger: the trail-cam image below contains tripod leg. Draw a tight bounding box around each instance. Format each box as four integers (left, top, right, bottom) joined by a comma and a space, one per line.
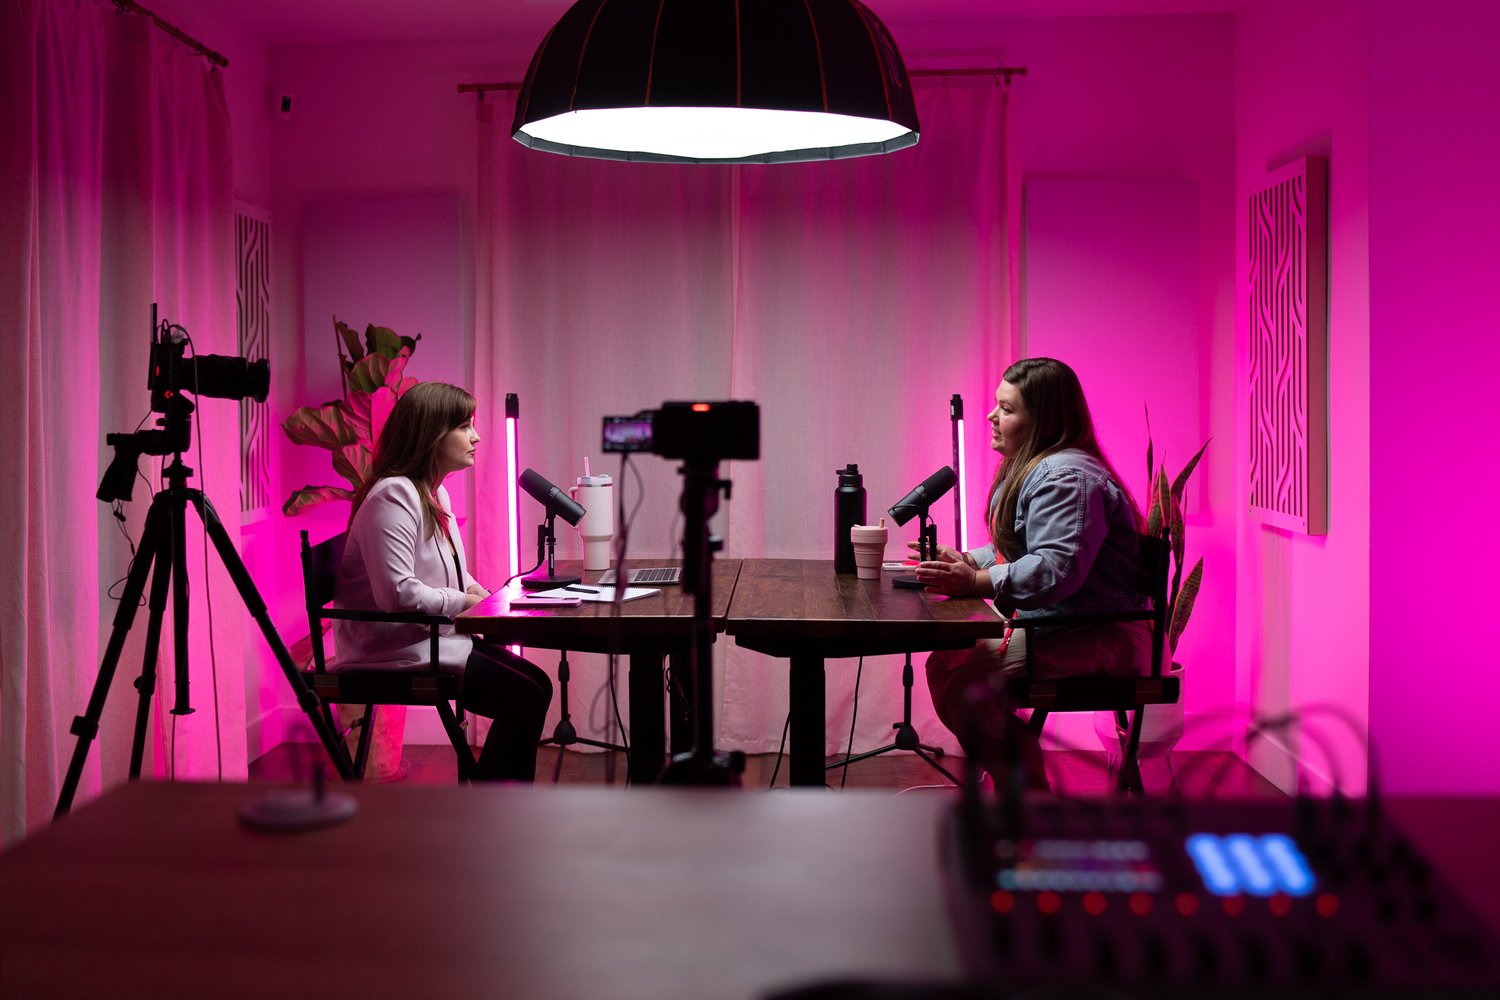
189, 491, 353, 779
56, 497, 168, 816
168, 488, 193, 718
127, 517, 176, 780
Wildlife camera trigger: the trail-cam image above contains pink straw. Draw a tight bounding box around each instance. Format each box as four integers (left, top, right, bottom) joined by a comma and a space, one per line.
583, 456, 591, 478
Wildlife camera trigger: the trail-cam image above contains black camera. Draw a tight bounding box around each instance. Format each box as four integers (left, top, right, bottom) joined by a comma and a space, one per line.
149, 321, 269, 412
603, 401, 759, 462
98, 309, 272, 503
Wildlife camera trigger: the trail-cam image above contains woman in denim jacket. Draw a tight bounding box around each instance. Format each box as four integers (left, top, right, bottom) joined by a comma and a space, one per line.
915, 358, 1149, 788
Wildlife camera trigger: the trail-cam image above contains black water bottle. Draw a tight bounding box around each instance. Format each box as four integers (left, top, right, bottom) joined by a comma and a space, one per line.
834, 464, 866, 574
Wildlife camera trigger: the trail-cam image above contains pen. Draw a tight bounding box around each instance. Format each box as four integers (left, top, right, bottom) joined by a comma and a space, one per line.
565, 585, 600, 593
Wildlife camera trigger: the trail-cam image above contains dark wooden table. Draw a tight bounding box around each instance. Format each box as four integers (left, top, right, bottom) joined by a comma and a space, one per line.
0, 781, 961, 999
457, 559, 741, 785
725, 558, 1009, 787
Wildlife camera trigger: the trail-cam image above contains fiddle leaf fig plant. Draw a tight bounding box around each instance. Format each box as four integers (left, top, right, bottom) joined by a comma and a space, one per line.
1143, 408, 1209, 652
281, 318, 421, 516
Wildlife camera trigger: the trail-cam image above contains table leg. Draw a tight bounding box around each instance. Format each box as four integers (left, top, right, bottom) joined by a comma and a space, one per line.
629, 650, 667, 785
788, 654, 826, 787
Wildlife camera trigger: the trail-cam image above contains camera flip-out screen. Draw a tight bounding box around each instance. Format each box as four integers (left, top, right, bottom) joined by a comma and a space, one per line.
602, 415, 655, 453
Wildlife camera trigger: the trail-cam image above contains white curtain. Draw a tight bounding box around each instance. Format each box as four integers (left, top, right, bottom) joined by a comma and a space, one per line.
1, 0, 243, 844
474, 79, 1011, 762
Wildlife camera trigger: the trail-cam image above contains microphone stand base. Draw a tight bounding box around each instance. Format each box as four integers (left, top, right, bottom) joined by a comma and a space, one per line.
519, 573, 581, 590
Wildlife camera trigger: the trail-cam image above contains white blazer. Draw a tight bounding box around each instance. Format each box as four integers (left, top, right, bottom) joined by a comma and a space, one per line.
331, 477, 478, 672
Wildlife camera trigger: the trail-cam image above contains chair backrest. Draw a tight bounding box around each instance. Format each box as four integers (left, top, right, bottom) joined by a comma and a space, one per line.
1139, 531, 1172, 680
301, 530, 346, 673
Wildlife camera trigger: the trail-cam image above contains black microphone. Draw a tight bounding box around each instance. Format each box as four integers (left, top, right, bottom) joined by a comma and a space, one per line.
519, 468, 586, 526
888, 466, 957, 526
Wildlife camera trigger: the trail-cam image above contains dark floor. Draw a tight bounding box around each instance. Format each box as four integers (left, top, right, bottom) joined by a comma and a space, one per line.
250, 742, 1283, 797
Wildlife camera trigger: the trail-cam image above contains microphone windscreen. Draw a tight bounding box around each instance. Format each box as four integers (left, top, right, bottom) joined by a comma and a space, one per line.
519, 467, 587, 526
888, 465, 958, 526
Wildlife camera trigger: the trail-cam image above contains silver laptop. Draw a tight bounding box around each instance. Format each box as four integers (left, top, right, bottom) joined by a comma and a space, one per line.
597, 566, 682, 586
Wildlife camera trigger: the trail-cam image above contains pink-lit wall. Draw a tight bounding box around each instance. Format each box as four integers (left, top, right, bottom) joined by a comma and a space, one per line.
1235, 0, 1372, 792
1368, 0, 1500, 794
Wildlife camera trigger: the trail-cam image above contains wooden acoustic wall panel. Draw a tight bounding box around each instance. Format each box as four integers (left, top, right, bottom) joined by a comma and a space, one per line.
236, 205, 272, 514
1247, 156, 1327, 535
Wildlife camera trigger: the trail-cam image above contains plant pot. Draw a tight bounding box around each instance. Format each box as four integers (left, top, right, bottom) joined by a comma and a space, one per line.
335, 702, 409, 782
1094, 662, 1184, 767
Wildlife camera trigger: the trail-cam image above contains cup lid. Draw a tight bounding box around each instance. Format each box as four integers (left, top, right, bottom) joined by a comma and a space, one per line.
577, 474, 613, 486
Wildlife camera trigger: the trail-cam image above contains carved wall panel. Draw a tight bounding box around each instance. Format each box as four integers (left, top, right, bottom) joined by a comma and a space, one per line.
1247, 156, 1327, 534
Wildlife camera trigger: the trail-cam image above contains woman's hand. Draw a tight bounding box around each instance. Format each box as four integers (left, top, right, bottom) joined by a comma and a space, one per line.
907, 545, 991, 597
907, 541, 965, 564
463, 582, 490, 610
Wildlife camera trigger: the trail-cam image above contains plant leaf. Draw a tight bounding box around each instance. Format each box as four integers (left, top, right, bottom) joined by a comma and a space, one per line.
282, 403, 354, 450
391, 375, 419, 397
341, 391, 373, 444
1147, 467, 1170, 538
382, 349, 411, 387
1171, 438, 1212, 502
332, 442, 372, 490
365, 325, 403, 359
399, 332, 423, 354
1168, 557, 1203, 650
1144, 403, 1154, 488
282, 485, 354, 516
334, 318, 363, 362
368, 385, 399, 444
1169, 491, 1186, 573
346, 353, 393, 394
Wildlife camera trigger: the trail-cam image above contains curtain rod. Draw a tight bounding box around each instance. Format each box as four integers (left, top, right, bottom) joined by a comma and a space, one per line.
111, 0, 228, 68
457, 66, 1026, 96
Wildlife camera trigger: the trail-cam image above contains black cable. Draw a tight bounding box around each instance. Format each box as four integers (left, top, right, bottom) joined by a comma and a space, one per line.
839, 656, 865, 790
766, 710, 792, 789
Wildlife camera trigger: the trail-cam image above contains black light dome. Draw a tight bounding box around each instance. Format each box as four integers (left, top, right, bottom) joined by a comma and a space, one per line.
512, 0, 920, 164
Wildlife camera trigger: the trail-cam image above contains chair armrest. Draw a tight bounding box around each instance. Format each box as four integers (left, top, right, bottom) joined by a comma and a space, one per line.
316, 608, 452, 626
1003, 609, 1154, 630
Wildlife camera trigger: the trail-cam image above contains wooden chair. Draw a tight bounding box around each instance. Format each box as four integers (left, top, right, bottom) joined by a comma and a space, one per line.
1003, 532, 1180, 794
300, 529, 477, 782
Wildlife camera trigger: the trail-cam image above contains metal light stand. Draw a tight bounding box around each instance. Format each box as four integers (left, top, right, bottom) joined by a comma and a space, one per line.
539, 648, 628, 783
56, 406, 351, 816
828, 651, 960, 785
657, 459, 743, 786
951, 393, 964, 552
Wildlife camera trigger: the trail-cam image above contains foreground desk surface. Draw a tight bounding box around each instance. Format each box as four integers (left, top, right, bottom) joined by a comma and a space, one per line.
0, 781, 958, 1000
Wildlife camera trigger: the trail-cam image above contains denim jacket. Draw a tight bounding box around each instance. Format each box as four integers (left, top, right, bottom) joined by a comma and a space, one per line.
967, 449, 1148, 621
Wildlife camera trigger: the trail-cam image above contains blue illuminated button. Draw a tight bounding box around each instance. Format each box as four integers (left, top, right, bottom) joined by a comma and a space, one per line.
1186, 833, 1318, 898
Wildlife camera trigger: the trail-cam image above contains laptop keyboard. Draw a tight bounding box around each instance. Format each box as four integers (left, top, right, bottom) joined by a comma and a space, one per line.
599, 567, 682, 586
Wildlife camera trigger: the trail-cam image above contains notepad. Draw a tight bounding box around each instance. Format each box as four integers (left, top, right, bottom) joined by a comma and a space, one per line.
533, 585, 658, 603
507, 594, 581, 608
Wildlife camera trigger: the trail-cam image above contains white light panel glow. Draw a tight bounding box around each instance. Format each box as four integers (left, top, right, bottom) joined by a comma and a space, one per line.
519, 106, 912, 160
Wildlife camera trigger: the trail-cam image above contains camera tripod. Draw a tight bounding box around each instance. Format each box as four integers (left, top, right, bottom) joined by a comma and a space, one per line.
55, 455, 352, 816
658, 458, 744, 786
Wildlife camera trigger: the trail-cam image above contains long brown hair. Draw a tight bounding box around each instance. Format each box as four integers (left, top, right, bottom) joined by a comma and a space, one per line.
987, 358, 1137, 560
350, 381, 476, 539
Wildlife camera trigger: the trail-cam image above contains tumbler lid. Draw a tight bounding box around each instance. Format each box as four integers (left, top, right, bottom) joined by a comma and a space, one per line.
837, 463, 862, 486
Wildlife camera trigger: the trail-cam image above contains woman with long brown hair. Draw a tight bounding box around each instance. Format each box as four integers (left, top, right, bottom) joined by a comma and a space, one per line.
334, 381, 551, 781
915, 358, 1150, 788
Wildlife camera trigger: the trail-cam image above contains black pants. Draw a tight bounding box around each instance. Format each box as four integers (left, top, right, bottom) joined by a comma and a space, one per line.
459, 641, 553, 782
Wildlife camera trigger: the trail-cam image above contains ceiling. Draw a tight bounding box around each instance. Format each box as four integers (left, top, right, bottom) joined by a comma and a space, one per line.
220, 0, 1242, 47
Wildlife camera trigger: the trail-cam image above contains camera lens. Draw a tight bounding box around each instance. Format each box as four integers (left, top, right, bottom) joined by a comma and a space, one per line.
184, 354, 270, 402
